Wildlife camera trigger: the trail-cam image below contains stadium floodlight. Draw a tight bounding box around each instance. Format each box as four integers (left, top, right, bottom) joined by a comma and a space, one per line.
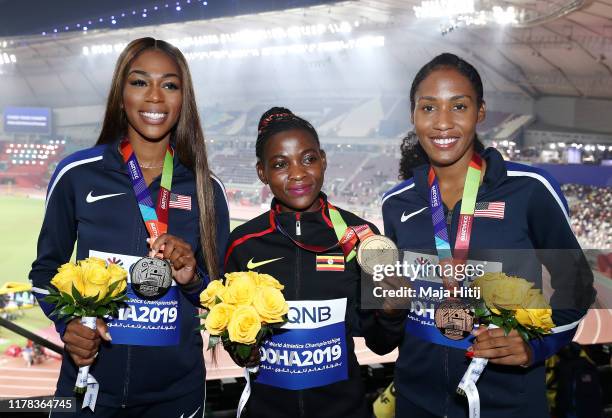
597, 145, 606, 151
415, 0, 587, 33
414, 0, 475, 19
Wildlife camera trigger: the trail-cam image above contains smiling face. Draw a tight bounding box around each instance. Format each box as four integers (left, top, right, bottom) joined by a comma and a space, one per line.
122, 49, 182, 144
256, 128, 326, 213
412, 67, 485, 167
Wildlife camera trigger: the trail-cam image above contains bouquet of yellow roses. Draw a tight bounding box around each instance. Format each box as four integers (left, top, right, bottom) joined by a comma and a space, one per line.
470, 272, 554, 339
457, 272, 555, 418
199, 271, 289, 362
44, 257, 128, 394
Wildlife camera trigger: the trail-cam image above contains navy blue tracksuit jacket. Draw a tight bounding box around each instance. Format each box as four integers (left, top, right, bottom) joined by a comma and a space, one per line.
379, 147, 595, 417
29, 141, 229, 408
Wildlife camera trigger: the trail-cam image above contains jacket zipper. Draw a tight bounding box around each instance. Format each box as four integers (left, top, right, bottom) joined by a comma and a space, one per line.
443, 204, 457, 417
122, 346, 131, 407
296, 212, 302, 236
294, 214, 305, 417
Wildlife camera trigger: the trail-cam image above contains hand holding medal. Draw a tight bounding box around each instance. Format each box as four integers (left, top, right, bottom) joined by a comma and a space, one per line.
147, 234, 198, 285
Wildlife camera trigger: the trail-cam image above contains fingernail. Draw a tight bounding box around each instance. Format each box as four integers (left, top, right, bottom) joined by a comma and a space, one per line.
467, 346, 473, 351
94, 352, 99, 358
465, 351, 474, 358
105, 332, 112, 341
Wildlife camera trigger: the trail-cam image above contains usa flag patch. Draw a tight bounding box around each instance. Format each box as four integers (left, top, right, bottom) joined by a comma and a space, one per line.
474, 202, 505, 219
169, 193, 192, 211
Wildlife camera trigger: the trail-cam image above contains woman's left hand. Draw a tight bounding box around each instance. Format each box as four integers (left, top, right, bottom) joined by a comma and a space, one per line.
149, 234, 197, 285
470, 327, 532, 366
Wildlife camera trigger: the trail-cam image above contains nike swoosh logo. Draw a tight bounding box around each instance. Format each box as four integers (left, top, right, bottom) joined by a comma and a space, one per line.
86, 191, 126, 203
247, 257, 283, 270
401, 207, 427, 222
179, 406, 201, 418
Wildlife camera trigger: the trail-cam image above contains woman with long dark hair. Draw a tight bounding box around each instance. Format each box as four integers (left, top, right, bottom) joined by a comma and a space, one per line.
30, 38, 229, 417
378, 53, 594, 417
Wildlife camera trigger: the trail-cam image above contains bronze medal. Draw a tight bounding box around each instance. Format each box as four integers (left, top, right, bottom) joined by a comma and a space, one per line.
434, 300, 474, 340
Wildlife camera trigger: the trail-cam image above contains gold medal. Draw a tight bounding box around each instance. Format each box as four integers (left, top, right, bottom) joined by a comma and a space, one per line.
356, 235, 399, 275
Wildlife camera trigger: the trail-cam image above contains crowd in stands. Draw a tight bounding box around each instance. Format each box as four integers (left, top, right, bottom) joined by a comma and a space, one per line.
562, 184, 612, 249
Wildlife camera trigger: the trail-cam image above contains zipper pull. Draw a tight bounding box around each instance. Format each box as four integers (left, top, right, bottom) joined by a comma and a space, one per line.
296, 220, 301, 236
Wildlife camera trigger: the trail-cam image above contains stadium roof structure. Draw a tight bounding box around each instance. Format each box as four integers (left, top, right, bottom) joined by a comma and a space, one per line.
3, 0, 612, 108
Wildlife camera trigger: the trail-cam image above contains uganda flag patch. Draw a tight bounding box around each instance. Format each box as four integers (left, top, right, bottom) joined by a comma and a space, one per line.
316, 254, 345, 272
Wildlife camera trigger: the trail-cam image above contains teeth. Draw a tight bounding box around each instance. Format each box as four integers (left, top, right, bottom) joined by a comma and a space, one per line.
140, 112, 167, 120
433, 137, 459, 145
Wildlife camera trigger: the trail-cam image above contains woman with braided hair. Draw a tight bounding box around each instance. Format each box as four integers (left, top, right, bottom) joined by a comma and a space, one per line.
224, 107, 395, 417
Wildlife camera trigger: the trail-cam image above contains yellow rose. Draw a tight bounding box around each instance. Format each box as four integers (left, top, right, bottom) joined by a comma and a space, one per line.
471, 272, 504, 306
515, 308, 554, 331
515, 289, 554, 331
205, 303, 236, 335
200, 280, 226, 309
474, 273, 533, 311
107, 263, 128, 297
490, 277, 533, 310
224, 275, 257, 306
227, 305, 261, 344
51, 264, 83, 295
82, 257, 107, 268
80, 259, 111, 301
252, 287, 289, 324
255, 273, 284, 290
224, 271, 258, 287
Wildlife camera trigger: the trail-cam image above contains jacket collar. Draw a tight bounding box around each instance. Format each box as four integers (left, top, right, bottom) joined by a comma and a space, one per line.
269, 192, 334, 228
102, 138, 191, 178
412, 147, 507, 203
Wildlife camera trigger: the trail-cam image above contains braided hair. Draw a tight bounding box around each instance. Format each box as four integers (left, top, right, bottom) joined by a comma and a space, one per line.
256, 107, 320, 160
399, 53, 485, 180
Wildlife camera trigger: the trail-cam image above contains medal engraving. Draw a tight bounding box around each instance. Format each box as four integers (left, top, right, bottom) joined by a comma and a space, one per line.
356, 235, 399, 275
130, 257, 173, 300
435, 300, 474, 340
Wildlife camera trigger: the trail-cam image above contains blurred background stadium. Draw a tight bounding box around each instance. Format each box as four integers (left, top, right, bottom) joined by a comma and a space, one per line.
0, 0, 611, 416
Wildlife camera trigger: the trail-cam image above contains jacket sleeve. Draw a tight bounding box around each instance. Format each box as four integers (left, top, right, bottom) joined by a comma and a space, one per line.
359, 220, 407, 355
526, 176, 596, 365
180, 177, 230, 305
28, 167, 77, 337
224, 231, 242, 274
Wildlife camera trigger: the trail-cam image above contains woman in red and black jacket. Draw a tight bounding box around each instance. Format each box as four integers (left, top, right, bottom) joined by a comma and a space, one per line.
224, 107, 398, 418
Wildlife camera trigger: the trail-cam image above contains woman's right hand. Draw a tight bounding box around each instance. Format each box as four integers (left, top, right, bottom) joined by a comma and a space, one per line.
228, 345, 260, 369
62, 318, 111, 367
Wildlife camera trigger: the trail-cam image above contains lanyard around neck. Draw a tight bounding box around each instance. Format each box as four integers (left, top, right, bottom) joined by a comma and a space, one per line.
427, 153, 482, 265
120, 139, 174, 240
273, 200, 357, 261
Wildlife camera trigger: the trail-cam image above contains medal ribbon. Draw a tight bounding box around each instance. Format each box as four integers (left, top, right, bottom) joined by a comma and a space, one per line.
273, 200, 367, 261
428, 153, 482, 267
120, 140, 174, 240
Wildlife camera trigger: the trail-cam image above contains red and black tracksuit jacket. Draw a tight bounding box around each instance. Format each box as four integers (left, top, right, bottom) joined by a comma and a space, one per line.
224, 194, 401, 418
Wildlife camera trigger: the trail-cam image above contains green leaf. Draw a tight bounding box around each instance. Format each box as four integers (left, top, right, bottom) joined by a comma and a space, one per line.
43, 294, 60, 304
215, 296, 223, 305
60, 291, 74, 305
234, 344, 252, 360
96, 306, 107, 316
208, 335, 220, 350
60, 305, 75, 316
490, 316, 504, 328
